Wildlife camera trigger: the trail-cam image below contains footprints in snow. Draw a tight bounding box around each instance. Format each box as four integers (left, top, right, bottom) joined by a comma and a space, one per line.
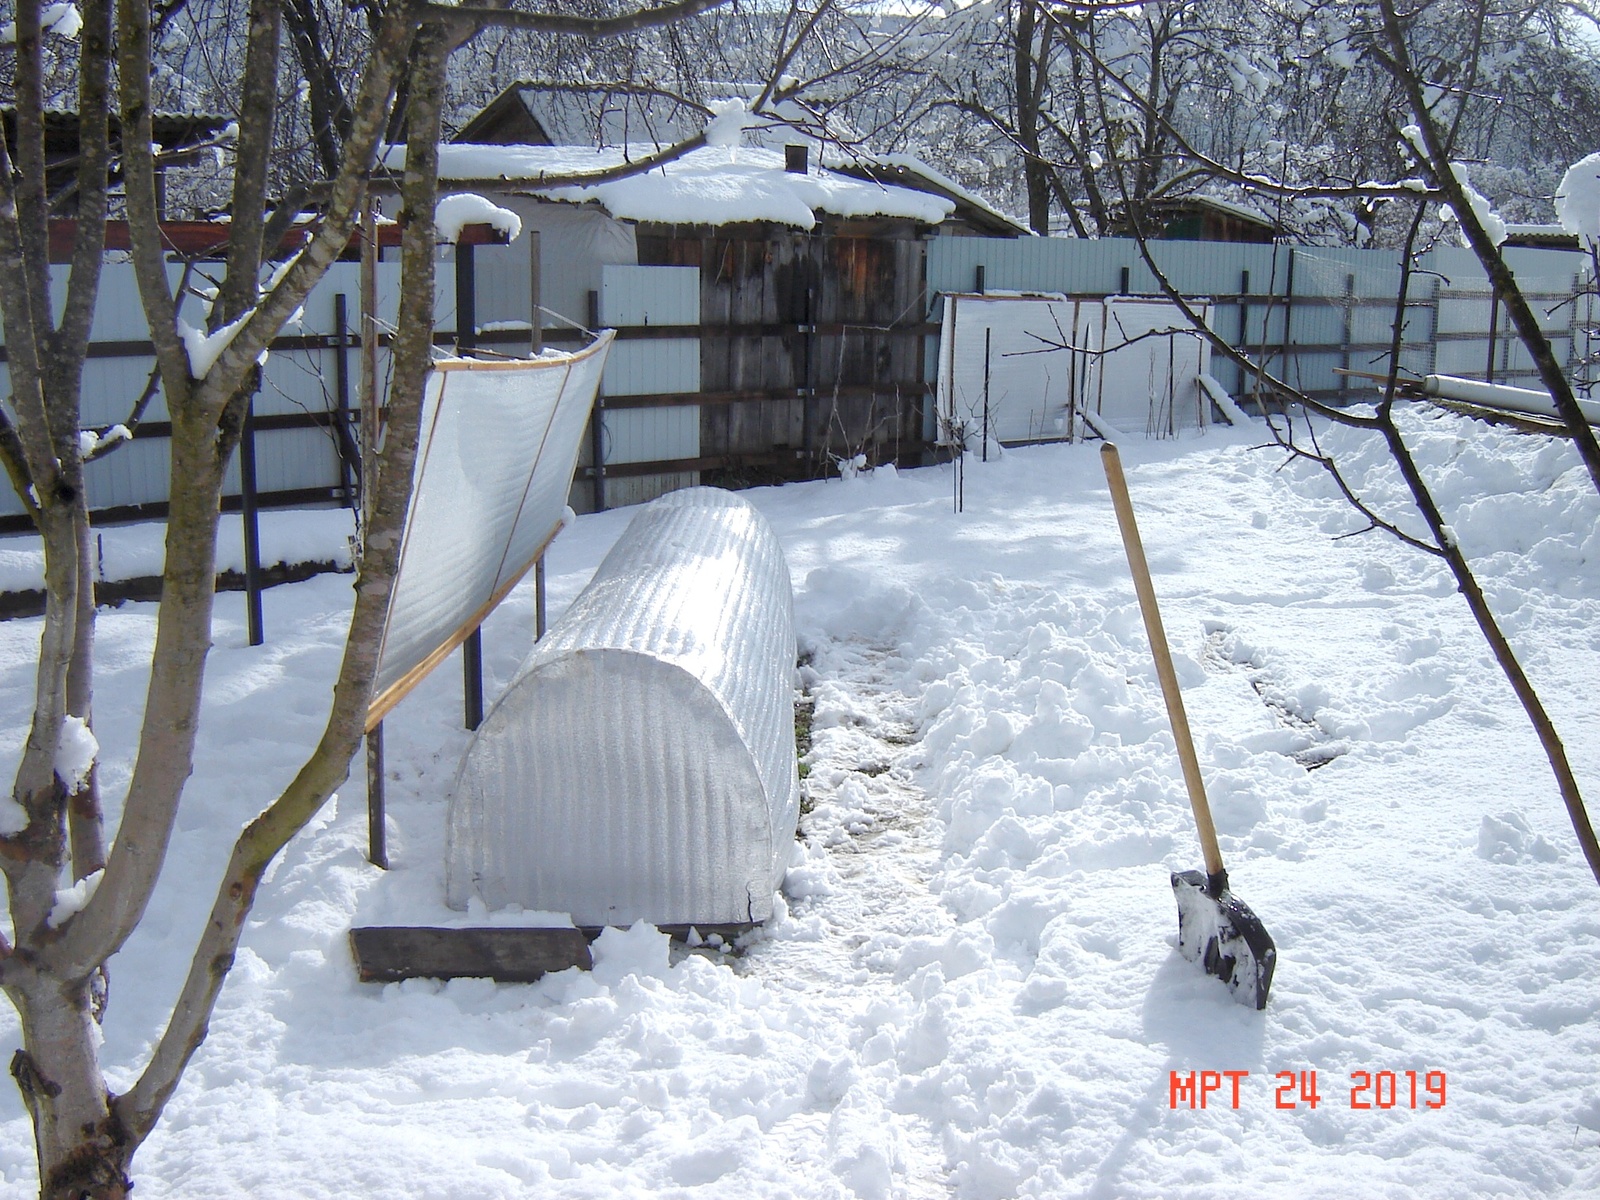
1202, 625, 1347, 771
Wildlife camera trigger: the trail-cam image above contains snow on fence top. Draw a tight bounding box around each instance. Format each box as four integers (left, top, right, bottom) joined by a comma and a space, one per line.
369, 332, 614, 727
402, 143, 957, 231
445, 487, 799, 927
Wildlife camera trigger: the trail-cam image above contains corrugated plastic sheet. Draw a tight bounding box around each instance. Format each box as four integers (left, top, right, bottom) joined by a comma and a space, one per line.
445, 488, 799, 927
936, 295, 1211, 443
370, 332, 613, 719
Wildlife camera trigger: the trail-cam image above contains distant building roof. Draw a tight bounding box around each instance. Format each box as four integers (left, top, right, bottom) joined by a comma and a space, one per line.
3, 107, 231, 161
1503, 224, 1581, 250
399, 142, 963, 232
1147, 195, 1280, 243
447, 83, 1026, 236
452, 81, 817, 153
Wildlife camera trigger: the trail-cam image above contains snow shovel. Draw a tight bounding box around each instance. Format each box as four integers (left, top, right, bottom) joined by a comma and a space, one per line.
1100, 443, 1276, 1010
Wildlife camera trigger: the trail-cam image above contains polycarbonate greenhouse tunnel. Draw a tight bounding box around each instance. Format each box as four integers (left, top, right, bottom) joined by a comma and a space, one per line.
445, 488, 800, 928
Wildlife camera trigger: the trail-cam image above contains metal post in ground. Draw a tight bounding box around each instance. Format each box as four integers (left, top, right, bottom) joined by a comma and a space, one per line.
1486, 287, 1500, 384
455, 242, 484, 730
367, 723, 387, 869
982, 327, 991, 463
588, 288, 607, 512
333, 293, 359, 505
463, 629, 484, 731
240, 394, 264, 647
1237, 270, 1251, 399
535, 556, 547, 640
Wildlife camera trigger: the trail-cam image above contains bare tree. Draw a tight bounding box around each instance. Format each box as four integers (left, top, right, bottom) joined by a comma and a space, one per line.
991, 0, 1600, 884
0, 0, 732, 1195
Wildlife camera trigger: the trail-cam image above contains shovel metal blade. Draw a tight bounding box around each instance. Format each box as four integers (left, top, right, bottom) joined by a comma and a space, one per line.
1172, 869, 1276, 1010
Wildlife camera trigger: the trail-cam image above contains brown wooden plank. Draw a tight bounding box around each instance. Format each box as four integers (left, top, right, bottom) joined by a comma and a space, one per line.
350, 926, 594, 983
349, 922, 758, 984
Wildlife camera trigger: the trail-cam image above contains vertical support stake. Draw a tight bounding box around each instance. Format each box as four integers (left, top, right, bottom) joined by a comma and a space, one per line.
456, 241, 477, 356
240, 394, 264, 647
1485, 286, 1500, 384
333, 292, 358, 505
588, 288, 606, 512
463, 627, 484, 731
529, 229, 542, 357
1237, 269, 1251, 399
982, 327, 992, 463
535, 555, 547, 640
1281, 248, 1296, 387
1340, 273, 1355, 403
367, 723, 387, 869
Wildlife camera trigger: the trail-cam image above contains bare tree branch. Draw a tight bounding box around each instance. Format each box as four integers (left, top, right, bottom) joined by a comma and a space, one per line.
419, 0, 732, 38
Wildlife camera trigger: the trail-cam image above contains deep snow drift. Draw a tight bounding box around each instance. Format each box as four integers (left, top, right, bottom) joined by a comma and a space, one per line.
1, 408, 1597, 1198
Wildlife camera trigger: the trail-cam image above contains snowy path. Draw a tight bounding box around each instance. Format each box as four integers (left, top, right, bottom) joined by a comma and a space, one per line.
2, 412, 1598, 1197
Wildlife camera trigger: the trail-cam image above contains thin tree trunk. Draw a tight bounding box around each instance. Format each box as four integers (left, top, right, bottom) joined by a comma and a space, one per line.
66, 504, 106, 880
115, 22, 453, 1147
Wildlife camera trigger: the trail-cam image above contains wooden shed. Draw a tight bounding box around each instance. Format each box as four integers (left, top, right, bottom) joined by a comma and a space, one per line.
431, 93, 1023, 508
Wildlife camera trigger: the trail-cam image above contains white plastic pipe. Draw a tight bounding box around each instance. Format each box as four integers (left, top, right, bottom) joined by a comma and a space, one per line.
1422, 374, 1600, 426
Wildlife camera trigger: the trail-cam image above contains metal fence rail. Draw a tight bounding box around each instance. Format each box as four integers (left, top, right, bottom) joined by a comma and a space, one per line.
927, 237, 1594, 407
3, 235, 1594, 530
0, 258, 424, 533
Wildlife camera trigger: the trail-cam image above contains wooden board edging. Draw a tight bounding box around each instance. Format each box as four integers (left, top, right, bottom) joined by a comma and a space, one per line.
350, 922, 757, 984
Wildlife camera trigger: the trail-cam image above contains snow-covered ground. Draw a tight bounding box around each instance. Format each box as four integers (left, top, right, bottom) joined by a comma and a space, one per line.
2, 408, 1598, 1198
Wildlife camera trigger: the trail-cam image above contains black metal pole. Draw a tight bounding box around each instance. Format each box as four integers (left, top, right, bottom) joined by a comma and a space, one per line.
332, 292, 359, 506
529, 229, 542, 357
455, 244, 485, 730
535, 555, 547, 639
1339, 273, 1355, 403
1486, 287, 1499, 385
455, 241, 477, 357
367, 723, 387, 869
1281, 248, 1296, 386
587, 289, 607, 512
240, 394, 264, 646
1237, 270, 1250, 397
982, 327, 991, 463
463, 628, 484, 731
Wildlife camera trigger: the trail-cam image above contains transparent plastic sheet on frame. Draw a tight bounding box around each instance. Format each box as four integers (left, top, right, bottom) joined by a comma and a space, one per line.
935, 293, 1211, 443
445, 488, 799, 928
369, 331, 614, 723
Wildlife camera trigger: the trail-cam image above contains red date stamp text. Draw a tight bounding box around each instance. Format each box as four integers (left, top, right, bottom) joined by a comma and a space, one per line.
1168, 1070, 1447, 1110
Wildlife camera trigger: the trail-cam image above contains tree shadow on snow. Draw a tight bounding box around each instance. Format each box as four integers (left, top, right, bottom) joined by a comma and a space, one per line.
1081, 950, 1269, 1198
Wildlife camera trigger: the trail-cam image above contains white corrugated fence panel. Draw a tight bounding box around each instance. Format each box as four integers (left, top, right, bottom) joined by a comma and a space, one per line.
936, 294, 1088, 444
601, 339, 699, 397
446, 487, 798, 926
0, 260, 407, 520
601, 265, 698, 327
936, 293, 1211, 442
603, 406, 699, 466
592, 264, 701, 505
1095, 299, 1212, 435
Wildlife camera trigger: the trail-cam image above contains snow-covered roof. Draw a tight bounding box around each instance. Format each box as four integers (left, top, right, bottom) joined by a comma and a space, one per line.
1152, 192, 1277, 227
400, 143, 958, 231
825, 151, 1030, 236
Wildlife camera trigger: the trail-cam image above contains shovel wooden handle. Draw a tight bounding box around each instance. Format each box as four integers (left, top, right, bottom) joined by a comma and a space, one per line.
1100, 443, 1226, 880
